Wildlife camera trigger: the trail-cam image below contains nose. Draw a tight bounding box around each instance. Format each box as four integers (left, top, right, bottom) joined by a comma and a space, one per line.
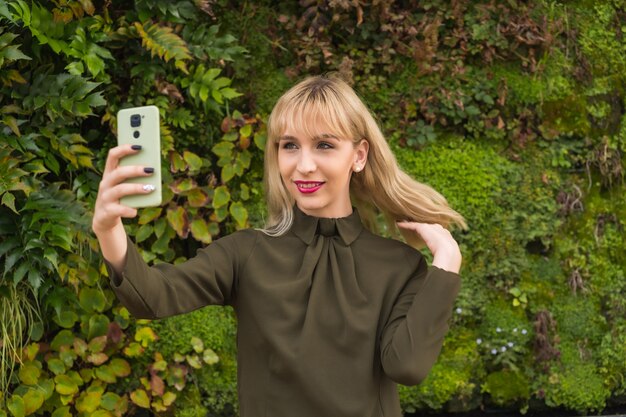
296, 149, 316, 174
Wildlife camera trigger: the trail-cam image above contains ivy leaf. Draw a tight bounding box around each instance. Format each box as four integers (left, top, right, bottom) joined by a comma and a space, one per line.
7, 395, 25, 417
221, 164, 235, 182
87, 352, 109, 366
190, 218, 211, 244
95, 364, 116, 383
23, 389, 45, 415
187, 188, 210, 207
18, 361, 40, 385
239, 123, 252, 138
75, 390, 101, 414
183, 150, 202, 170
54, 374, 79, 396
88, 335, 108, 353
51, 406, 71, 417
138, 207, 162, 224
190, 336, 204, 353
47, 358, 65, 375
135, 327, 157, 347
202, 348, 219, 365
169, 151, 187, 172
79, 287, 106, 313
229, 201, 248, 228
212, 186, 230, 209
130, 389, 151, 408
167, 206, 189, 238
169, 178, 197, 194
109, 358, 131, 377
162, 391, 177, 406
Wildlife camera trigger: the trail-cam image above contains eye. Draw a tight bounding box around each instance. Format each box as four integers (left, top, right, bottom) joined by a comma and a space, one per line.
281, 142, 298, 150
317, 142, 333, 150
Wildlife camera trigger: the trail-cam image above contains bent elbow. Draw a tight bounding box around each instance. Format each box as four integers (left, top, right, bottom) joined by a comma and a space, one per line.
383, 355, 435, 386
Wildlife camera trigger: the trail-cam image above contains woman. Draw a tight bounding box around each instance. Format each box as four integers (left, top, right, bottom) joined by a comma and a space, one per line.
93, 73, 466, 417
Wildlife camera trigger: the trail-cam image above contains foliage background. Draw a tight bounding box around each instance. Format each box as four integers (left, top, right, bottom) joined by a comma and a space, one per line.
0, 0, 625, 416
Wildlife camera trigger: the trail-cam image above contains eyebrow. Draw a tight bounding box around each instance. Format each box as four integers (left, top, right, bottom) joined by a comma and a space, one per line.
278, 133, 340, 142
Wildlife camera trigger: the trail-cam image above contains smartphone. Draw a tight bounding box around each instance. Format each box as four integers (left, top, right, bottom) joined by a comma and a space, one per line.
116, 105, 162, 208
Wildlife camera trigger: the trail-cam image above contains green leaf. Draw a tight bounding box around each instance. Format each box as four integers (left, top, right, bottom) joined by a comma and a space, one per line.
51, 407, 71, 417
54, 374, 79, 396
202, 348, 219, 365
100, 392, 122, 411
187, 188, 209, 207
88, 314, 110, 339
23, 389, 44, 414
94, 364, 116, 383
75, 391, 101, 413
109, 358, 131, 377
190, 218, 211, 244
212, 141, 234, 158
135, 223, 153, 243
138, 207, 162, 224
212, 186, 230, 209
166, 206, 189, 238
239, 124, 252, 138
190, 336, 204, 353
18, 362, 40, 385
79, 287, 107, 313
135, 327, 157, 347
51, 330, 75, 351
130, 389, 150, 408
183, 150, 203, 170
47, 358, 66, 375
54, 310, 77, 328
87, 352, 108, 366
88, 334, 107, 353
1, 191, 17, 213
221, 164, 235, 182
229, 202, 248, 228
186, 354, 202, 369
169, 151, 187, 172
7, 395, 25, 417
169, 178, 197, 194
221, 87, 242, 99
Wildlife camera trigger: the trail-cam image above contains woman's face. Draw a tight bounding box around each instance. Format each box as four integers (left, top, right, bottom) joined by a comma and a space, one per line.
277, 119, 368, 218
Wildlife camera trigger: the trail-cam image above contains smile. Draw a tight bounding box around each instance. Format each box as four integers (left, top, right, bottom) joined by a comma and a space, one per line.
294, 181, 325, 194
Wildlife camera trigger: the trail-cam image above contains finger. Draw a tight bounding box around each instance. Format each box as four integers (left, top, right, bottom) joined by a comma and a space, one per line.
105, 183, 156, 202
104, 144, 142, 175
102, 165, 154, 188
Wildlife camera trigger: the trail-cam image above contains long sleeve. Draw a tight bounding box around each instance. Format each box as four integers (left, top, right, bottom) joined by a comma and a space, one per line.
104, 229, 257, 319
380, 254, 461, 386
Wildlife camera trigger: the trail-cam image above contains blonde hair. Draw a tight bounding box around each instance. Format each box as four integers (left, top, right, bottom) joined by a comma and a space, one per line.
262, 73, 467, 249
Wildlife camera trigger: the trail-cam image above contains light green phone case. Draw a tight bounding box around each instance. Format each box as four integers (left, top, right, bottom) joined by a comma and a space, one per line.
117, 105, 162, 208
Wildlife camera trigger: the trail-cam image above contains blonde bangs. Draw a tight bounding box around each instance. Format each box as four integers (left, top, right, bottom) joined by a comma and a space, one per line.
267, 83, 357, 146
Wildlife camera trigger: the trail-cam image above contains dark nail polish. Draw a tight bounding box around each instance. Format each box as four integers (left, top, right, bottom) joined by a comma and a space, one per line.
144, 167, 155, 174
131, 144, 142, 150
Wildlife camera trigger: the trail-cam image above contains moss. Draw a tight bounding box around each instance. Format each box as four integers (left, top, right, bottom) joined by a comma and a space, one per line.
483, 370, 531, 406
542, 339, 611, 414
552, 294, 607, 346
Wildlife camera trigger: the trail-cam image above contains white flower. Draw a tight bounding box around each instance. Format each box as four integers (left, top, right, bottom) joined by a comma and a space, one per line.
501, 346, 507, 352
476, 338, 482, 345
507, 342, 514, 347
513, 328, 518, 333
521, 329, 528, 335
456, 307, 462, 314
496, 327, 502, 333
491, 349, 498, 355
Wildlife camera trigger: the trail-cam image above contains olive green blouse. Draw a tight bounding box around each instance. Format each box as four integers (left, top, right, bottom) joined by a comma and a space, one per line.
105, 205, 461, 417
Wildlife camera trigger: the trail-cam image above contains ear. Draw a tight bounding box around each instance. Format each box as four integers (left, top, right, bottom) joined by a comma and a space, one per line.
354, 138, 369, 167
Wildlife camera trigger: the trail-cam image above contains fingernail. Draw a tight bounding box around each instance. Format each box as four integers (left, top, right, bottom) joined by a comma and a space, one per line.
144, 167, 154, 174
131, 145, 142, 150
143, 184, 156, 192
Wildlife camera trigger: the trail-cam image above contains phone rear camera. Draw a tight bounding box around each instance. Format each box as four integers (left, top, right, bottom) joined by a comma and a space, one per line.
133, 131, 140, 138
130, 114, 141, 128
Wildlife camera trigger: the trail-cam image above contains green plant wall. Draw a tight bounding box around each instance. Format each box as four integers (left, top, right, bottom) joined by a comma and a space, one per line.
0, 0, 624, 416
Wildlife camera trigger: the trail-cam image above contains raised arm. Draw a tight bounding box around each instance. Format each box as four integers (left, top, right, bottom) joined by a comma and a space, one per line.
92, 144, 156, 274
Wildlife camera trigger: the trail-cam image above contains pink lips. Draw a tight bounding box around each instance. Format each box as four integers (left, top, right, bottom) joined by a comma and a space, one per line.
294, 180, 325, 194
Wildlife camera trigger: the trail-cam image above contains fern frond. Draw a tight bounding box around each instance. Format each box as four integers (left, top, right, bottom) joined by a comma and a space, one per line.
134, 21, 191, 71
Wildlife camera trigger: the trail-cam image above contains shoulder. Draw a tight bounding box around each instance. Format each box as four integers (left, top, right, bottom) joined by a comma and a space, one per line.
355, 228, 425, 271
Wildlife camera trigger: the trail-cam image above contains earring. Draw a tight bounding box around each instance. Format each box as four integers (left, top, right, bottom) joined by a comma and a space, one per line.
354, 165, 362, 172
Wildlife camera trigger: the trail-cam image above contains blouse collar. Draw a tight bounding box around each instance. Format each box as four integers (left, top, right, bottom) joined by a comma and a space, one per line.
291, 204, 363, 246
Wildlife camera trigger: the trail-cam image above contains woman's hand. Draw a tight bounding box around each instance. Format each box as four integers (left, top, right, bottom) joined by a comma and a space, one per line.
92, 144, 155, 275
92, 144, 154, 235
396, 221, 462, 274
